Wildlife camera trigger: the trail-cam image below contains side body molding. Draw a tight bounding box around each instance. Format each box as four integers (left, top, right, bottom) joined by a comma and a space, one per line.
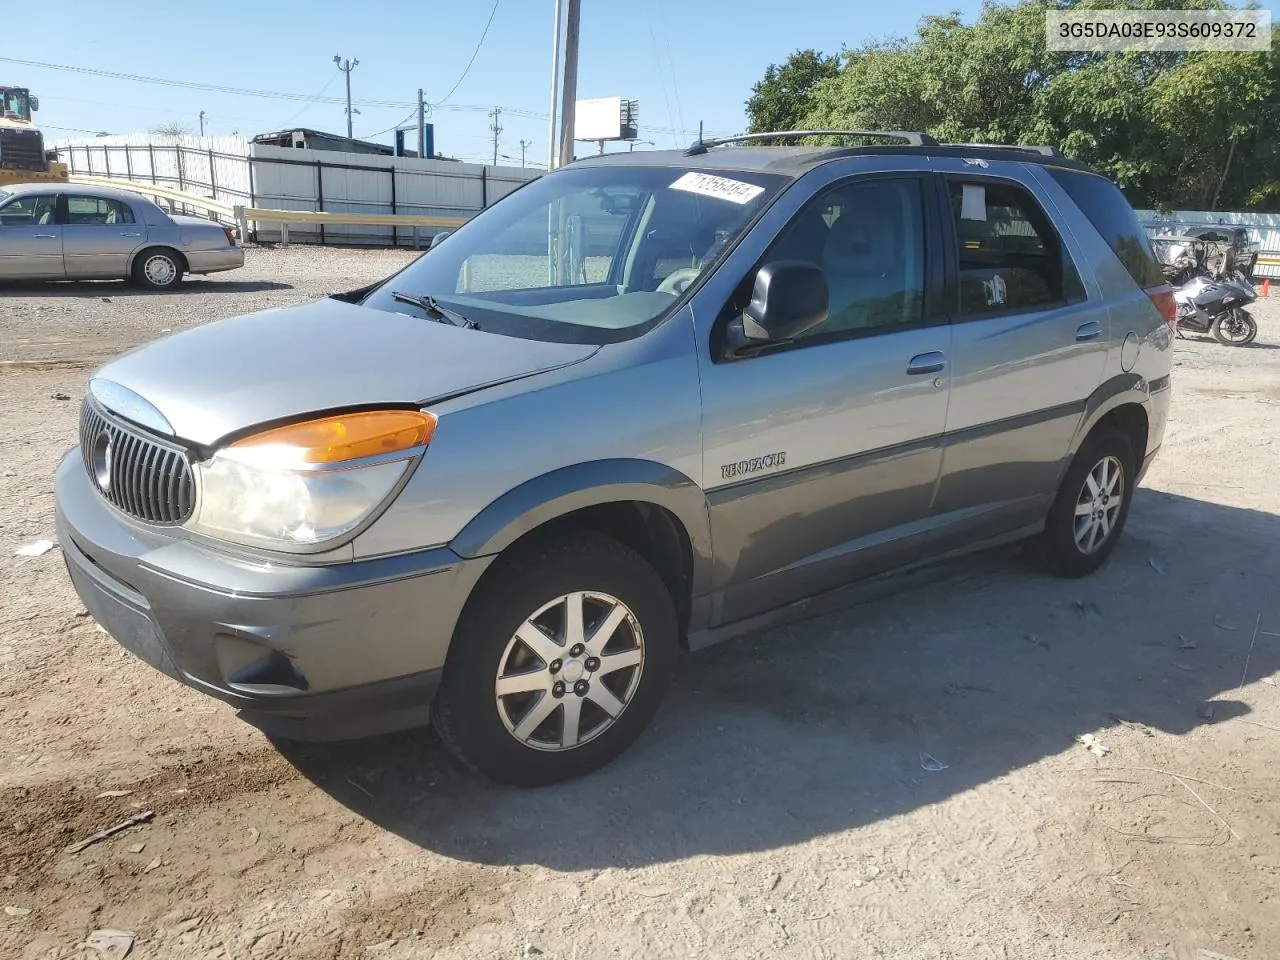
449, 458, 715, 598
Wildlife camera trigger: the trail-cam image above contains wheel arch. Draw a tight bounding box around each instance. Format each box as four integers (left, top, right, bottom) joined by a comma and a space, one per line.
1069, 374, 1151, 466
127, 244, 188, 276
449, 459, 713, 634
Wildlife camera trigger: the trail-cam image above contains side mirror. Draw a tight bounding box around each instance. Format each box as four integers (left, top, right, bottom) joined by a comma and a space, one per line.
429, 230, 450, 249
30, 96, 39, 111
725, 261, 828, 356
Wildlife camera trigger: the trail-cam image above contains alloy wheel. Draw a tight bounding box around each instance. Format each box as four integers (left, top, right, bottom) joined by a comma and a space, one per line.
1073, 455, 1124, 555
494, 591, 645, 751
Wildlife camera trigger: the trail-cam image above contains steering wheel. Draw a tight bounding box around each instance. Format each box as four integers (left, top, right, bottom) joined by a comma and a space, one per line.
656, 267, 702, 297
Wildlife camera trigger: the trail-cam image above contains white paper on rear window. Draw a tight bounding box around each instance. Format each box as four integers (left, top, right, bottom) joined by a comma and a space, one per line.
669, 171, 766, 205
960, 183, 988, 221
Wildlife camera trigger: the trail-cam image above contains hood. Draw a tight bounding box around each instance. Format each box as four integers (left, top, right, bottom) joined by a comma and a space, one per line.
92, 297, 598, 445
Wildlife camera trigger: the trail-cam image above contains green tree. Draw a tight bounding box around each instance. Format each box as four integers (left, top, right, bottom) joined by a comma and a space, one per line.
745, 49, 840, 137
778, 0, 1280, 210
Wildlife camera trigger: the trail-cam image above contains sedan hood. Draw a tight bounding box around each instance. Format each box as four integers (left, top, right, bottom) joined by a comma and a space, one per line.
92, 297, 598, 445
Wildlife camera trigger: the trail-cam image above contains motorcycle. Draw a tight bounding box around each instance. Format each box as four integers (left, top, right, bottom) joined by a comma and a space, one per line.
1153, 236, 1259, 346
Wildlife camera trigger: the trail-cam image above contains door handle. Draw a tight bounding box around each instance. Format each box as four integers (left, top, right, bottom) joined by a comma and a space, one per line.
907, 351, 947, 376
1075, 321, 1102, 341
33, 234, 57, 239
119, 232, 142, 237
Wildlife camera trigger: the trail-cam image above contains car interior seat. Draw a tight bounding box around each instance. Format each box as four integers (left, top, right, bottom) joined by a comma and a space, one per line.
821, 190, 913, 332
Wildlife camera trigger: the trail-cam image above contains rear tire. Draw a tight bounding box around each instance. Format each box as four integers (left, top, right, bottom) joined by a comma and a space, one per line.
1211, 309, 1257, 346
432, 529, 679, 787
1029, 427, 1136, 578
131, 248, 184, 290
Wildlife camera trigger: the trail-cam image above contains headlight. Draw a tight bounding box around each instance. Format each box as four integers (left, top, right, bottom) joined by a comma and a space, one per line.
188, 410, 436, 549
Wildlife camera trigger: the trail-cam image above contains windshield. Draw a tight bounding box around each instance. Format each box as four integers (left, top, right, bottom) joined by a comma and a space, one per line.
0, 89, 31, 122
362, 165, 788, 343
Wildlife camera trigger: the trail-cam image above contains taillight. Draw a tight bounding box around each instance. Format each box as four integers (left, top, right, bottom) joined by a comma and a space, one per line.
1145, 283, 1176, 326
222, 226, 237, 247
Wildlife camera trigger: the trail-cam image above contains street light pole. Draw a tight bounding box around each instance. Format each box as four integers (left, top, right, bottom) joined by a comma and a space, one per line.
334, 55, 359, 139
198, 110, 206, 136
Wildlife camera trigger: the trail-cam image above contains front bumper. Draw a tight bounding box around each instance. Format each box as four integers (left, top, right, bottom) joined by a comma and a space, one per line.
185, 246, 245, 275
55, 449, 492, 741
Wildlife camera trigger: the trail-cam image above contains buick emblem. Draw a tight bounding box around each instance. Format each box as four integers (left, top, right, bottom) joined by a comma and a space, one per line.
91, 430, 114, 492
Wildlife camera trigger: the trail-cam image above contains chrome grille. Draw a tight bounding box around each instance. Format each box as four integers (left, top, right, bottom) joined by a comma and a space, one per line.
79, 401, 195, 525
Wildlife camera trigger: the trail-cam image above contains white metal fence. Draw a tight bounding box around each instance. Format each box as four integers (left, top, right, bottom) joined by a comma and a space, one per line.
52, 135, 541, 246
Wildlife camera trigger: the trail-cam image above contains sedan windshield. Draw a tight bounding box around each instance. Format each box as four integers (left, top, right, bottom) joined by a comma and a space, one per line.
362, 165, 788, 343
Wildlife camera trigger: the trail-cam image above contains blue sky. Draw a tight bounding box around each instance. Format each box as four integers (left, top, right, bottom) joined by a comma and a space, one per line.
3, 0, 982, 166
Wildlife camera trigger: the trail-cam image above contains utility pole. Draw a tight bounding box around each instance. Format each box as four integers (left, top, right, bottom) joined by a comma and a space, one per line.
198, 110, 206, 137
333, 55, 359, 139
557, 0, 581, 169
417, 88, 426, 158
489, 107, 503, 166
547, 0, 563, 169
519, 139, 531, 167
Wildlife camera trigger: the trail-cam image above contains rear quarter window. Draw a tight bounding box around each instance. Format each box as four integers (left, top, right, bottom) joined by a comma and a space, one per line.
1047, 168, 1165, 289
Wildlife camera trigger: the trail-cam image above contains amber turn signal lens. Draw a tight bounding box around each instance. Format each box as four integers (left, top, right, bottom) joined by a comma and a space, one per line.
229, 410, 437, 465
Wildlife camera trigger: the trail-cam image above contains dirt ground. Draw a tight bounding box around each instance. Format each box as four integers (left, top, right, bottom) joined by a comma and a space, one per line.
3, 249, 1280, 960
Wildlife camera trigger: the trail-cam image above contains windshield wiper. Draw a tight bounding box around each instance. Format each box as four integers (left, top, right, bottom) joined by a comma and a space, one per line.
390, 291, 478, 329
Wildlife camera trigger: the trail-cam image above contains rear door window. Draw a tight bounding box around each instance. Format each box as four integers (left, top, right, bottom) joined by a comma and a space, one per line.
65, 196, 135, 225
946, 179, 1081, 316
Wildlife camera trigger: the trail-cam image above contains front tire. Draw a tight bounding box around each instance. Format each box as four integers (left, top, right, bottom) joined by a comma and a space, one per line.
432, 529, 679, 787
132, 249, 184, 290
1030, 427, 1136, 578
1211, 309, 1257, 346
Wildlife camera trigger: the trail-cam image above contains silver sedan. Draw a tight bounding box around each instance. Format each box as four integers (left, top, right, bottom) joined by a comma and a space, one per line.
0, 182, 243, 289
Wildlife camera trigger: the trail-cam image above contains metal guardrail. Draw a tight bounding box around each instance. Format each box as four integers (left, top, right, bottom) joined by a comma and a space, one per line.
68, 175, 467, 248
233, 206, 467, 246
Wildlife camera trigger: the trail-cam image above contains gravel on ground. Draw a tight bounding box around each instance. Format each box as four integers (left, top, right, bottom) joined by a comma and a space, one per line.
2, 249, 1279, 960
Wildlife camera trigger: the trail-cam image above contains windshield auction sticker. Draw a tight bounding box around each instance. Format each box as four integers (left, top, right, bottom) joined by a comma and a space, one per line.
670, 172, 766, 205
1047, 10, 1271, 52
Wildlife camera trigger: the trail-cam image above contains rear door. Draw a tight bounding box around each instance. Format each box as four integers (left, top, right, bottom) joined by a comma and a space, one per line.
924, 159, 1108, 555
61, 194, 143, 279
0, 191, 62, 279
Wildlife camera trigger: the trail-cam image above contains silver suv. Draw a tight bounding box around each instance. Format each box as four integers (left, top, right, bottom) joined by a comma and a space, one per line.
55, 132, 1174, 786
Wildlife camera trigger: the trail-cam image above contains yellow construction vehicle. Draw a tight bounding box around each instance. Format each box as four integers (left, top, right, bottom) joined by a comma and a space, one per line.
0, 86, 70, 187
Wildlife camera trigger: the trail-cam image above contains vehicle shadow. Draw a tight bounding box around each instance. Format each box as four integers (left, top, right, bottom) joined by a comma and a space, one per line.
276, 488, 1278, 869
0, 279, 293, 296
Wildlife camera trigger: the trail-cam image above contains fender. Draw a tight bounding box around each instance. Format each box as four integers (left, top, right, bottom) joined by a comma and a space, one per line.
449, 458, 714, 598
1066, 372, 1152, 464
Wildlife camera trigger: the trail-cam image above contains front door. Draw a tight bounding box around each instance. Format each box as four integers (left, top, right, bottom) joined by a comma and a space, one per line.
923, 159, 1110, 555
693, 164, 952, 626
0, 191, 63, 279
61, 194, 143, 279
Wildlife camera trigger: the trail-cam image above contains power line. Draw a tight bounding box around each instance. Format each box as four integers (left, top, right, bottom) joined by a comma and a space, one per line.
365, 108, 419, 140
435, 0, 503, 106
7, 54, 723, 141
647, 19, 679, 148
278, 72, 342, 127
0, 55, 407, 108
657, 1, 687, 150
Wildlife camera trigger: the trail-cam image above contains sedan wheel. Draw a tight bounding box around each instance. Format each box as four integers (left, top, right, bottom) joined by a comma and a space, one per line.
132, 249, 183, 290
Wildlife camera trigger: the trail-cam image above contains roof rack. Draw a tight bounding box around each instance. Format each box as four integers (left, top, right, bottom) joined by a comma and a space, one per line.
944, 142, 1062, 157
684, 130, 937, 156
